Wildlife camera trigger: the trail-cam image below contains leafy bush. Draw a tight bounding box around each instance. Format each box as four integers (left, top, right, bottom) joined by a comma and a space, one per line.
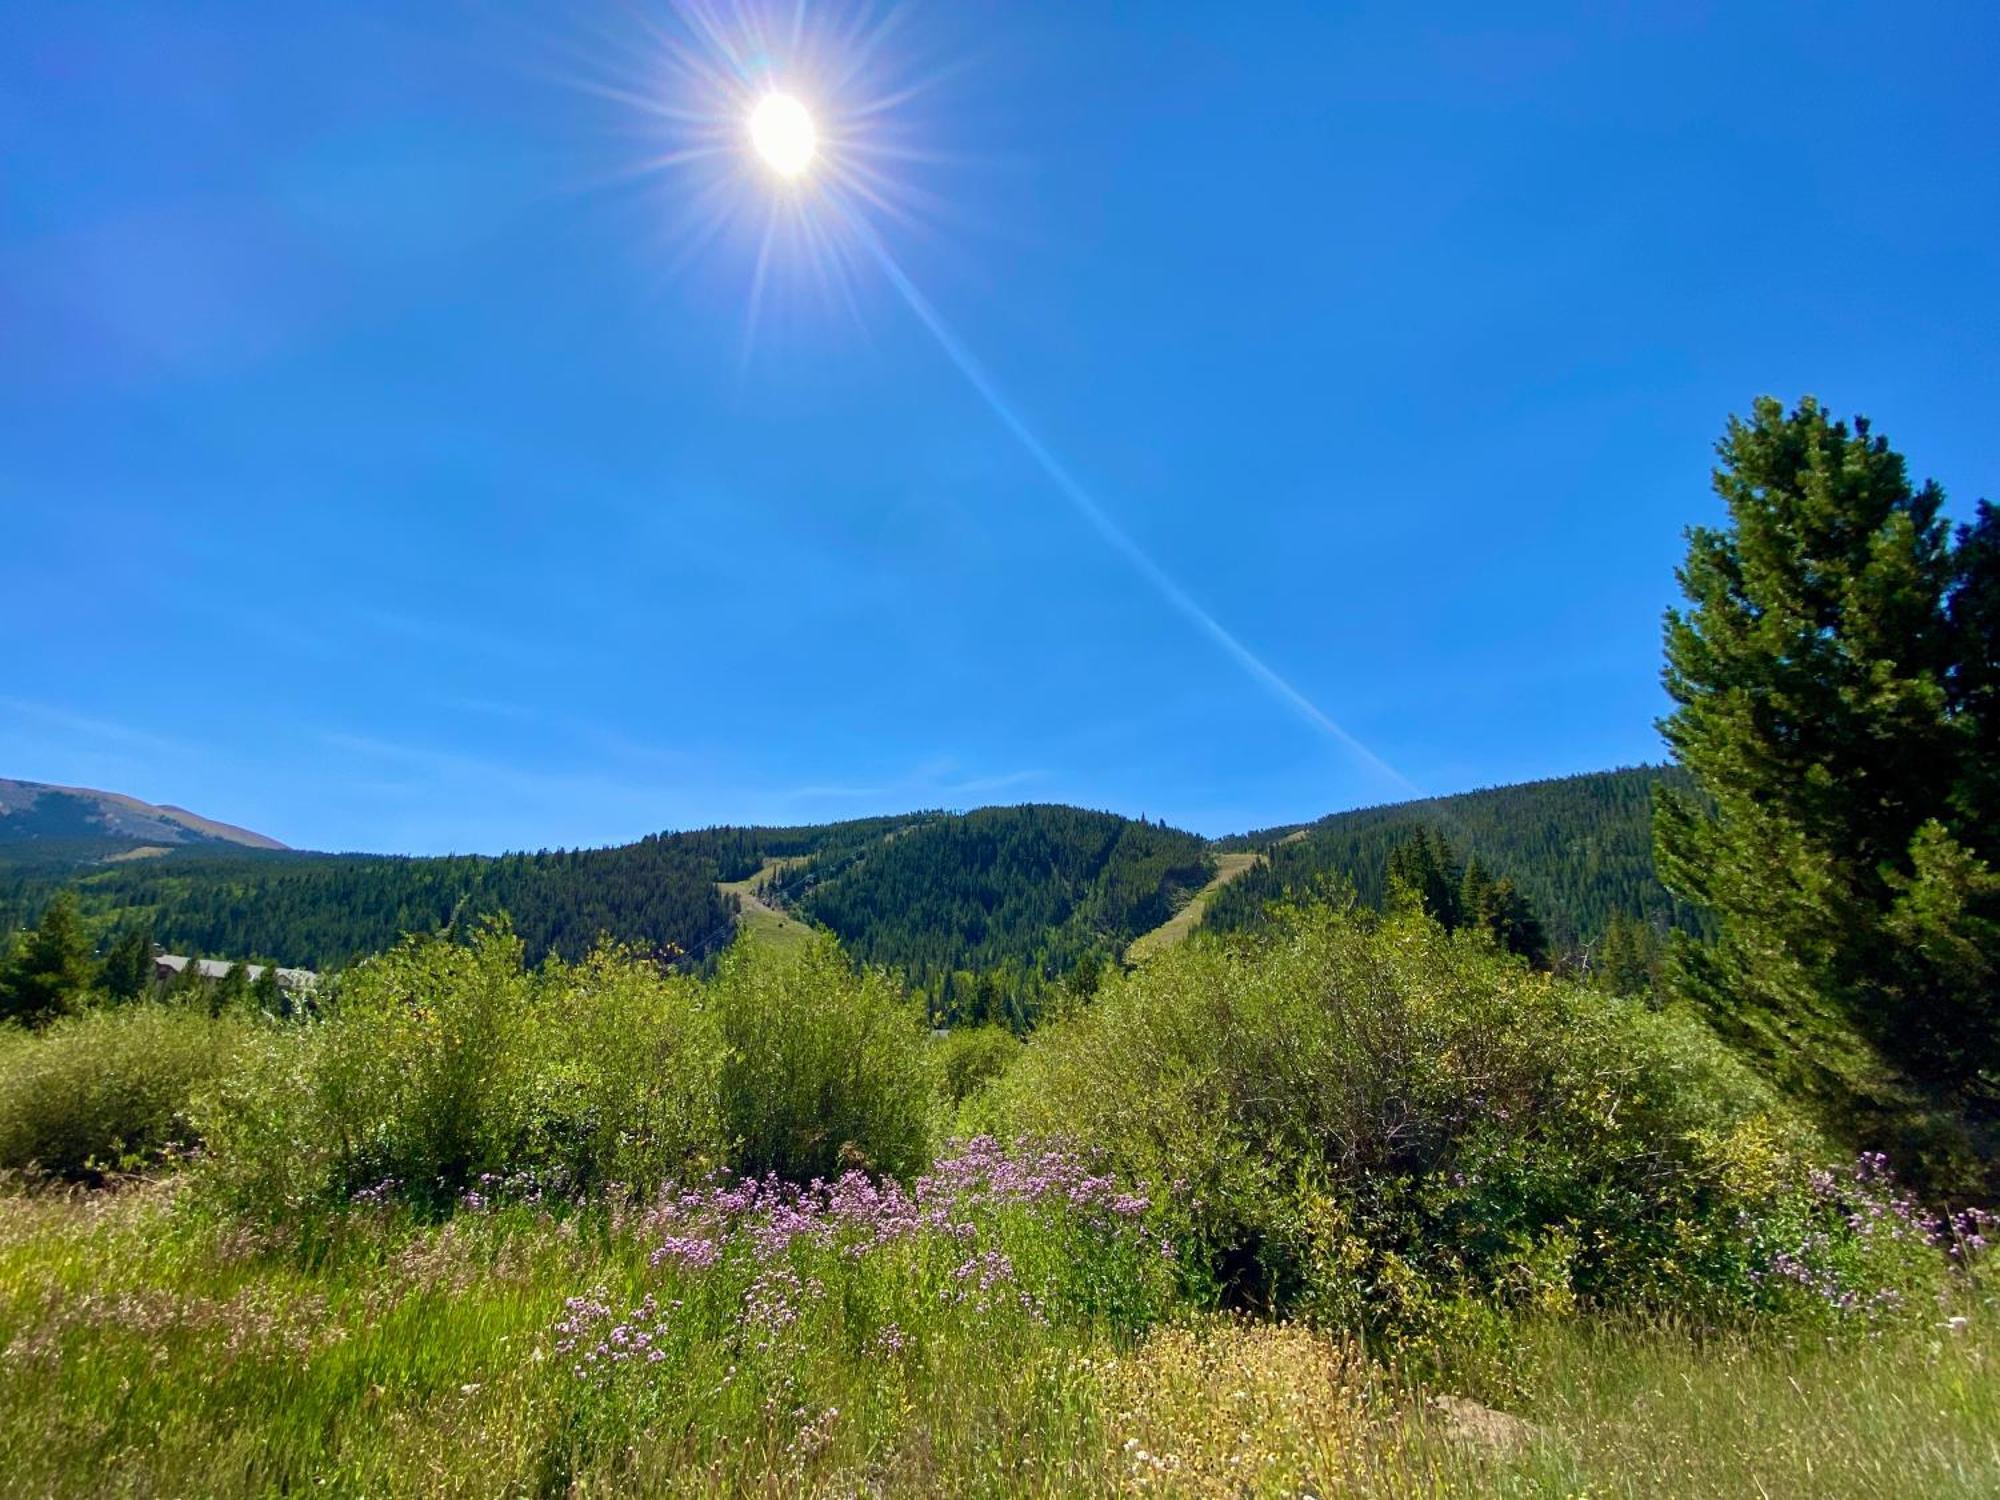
194, 927, 937, 1221
712, 933, 934, 1182
931, 1023, 1022, 1105
0, 1005, 253, 1180
989, 901, 1927, 1336
194, 926, 727, 1218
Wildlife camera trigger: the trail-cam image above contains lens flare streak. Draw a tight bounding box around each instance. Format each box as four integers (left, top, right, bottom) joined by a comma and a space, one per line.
839, 206, 1416, 792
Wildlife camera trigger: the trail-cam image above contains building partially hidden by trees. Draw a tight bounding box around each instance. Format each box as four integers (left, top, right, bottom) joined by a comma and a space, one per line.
152, 955, 317, 994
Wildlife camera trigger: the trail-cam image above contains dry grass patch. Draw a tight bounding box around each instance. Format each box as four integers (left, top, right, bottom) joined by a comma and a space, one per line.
1101, 1319, 1378, 1496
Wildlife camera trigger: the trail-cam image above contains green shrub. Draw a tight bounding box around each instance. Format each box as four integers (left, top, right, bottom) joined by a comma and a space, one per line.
0, 1005, 253, 1180
712, 932, 933, 1182
992, 902, 1856, 1334
504, 946, 728, 1197
931, 1023, 1022, 1105
194, 926, 936, 1221
193, 926, 727, 1219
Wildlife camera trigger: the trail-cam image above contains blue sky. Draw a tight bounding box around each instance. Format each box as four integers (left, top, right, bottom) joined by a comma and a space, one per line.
4, 1, 1995, 854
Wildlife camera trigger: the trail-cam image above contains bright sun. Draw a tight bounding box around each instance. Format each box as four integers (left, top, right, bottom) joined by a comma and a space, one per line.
750, 93, 817, 178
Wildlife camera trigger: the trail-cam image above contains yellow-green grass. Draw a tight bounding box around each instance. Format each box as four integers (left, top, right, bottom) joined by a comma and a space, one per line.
1125, 852, 1263, 965
7, 1188, 1992, 1498
717, 857, 816, 952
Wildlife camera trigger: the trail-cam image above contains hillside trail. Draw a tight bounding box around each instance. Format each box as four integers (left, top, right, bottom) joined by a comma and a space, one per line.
1124, 851, 1263, 964
1123, 830, 1310, 965
716, 857, 816, 951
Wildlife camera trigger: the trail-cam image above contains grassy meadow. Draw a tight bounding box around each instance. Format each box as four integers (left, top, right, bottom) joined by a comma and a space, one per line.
2, 1185, 1994, 1497
2, 906, 1995, 1496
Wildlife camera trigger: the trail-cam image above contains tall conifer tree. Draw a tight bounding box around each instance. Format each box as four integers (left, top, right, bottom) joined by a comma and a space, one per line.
1656, 397, 1999, 1109
0, 891, 95, 1027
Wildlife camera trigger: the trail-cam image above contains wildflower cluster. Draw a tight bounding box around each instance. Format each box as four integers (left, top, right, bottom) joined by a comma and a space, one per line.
1744, 1153, 1993, 1324
549, 1137, 1174, 1383
552, 1289, 676, 1381
626, 1135, 1167, 1275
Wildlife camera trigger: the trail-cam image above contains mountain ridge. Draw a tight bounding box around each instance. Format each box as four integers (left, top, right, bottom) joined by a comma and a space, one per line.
2, 771, 1679, 1002
0, 778, 286, 863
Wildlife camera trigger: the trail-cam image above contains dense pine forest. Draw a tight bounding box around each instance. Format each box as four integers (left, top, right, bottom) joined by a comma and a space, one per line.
0, 820, 932, 973
1205, 766, 1698, 950
1, 780, 1677, 994
783, 805, 1212, 1019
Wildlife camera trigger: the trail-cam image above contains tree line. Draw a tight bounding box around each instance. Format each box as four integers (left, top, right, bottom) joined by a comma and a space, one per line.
1202, 766, 1692, 957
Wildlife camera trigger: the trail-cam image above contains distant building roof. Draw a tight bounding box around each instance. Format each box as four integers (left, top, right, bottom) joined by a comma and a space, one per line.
154, 954, 317, 989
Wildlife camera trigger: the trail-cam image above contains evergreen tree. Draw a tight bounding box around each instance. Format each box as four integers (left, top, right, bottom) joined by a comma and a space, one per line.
1594, 912, 1662, 1000
1947, 501, 2000, 840
211, 959, 253, 1015
250, 962, 283, 1012
1485, 875, 1548, 968
1386, 831, 1547, 964
99, 926, 156, 1003
1204, 767, 1691, 955
1655, 397, 1999, 1103
166, 952, 208, 1003
0, 891, 95, 1027
1458, 856, 1498, 935
1386, 828, 1461, 925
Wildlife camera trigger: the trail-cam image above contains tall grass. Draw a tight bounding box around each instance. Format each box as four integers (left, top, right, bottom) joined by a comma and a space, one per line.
0, 1188, 1992, 1497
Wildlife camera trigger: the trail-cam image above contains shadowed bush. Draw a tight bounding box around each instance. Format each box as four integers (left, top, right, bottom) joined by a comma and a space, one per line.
0, 1005, 254, 1181
992, 902, 1963, 1341
931, 1022, 1022, 1106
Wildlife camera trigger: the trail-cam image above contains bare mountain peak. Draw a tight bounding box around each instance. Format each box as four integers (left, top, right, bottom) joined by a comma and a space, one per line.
0, 778, 286, 857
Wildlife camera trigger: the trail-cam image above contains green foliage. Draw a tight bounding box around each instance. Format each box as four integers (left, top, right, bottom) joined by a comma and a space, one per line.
248, 961, 282, 1011
209, 960, 252, 1015
1656, 397, 2000, 1168
61, 840, 742, 973
0, 891, 94, 1028
18, 808, 1210, 1013
165, 951, 206, 1002
1592, 909, 1665, 1000
992, 902, 1857, 1337
790, 805, 1212, 1017
1207, 767, 1692, 954
930, 1023, 1023, 1106
712, 933, 934, 1182
193, 926, 728, 1219
193, 927, 935, 1220
96, 926, 155, 1004
12, 819, 925, 976
1384, 828, 1549, 964
0, 1191, 1995, 1497
0, 1006, 253, 1180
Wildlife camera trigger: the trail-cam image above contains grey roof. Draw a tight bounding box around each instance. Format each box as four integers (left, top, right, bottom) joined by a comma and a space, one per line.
155, 954, 317, 989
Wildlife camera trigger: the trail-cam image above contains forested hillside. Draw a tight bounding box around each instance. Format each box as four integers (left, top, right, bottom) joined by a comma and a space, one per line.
1205, 767, 1694, 952
0, 806, 1214, 989
0, 819, 925, 971
51, 844, 736, 972
0, 776, 1689, 983
784, 806, 1212, 1013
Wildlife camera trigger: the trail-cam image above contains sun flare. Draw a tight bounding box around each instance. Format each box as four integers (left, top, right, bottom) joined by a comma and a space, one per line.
749, 92, 817, 178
